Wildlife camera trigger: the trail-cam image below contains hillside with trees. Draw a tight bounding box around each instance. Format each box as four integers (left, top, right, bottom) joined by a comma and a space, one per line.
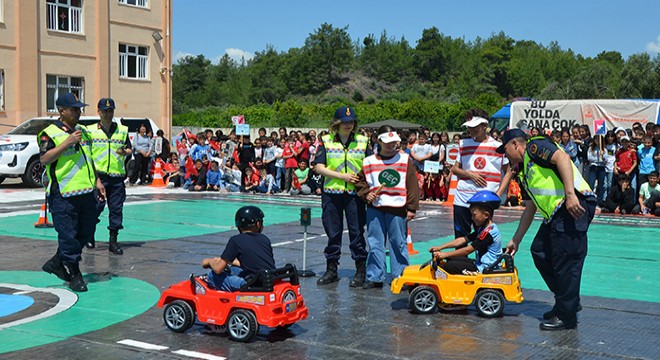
173, 24, 660, 130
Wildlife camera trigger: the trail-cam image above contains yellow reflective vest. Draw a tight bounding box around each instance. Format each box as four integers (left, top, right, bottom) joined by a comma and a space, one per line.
321, 133, 368, 194
40, 124, 96, 198
86, 123, 129, 177
519, 136, 594, 221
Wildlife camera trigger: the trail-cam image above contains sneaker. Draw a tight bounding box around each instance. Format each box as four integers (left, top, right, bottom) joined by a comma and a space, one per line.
166, 182, 175, 189
135, 179, 141, 185
68, 273, 88, 292
42, 254, 71, 281
362, 281, 384, 289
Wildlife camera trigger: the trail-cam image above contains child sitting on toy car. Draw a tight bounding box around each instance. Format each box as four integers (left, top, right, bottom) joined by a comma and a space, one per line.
201, 206, 276, 291
428, 190, 502, 275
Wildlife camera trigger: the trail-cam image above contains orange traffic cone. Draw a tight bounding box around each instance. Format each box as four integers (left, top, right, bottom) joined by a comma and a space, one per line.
151, 158, 166, 187
406, 226, 418, 255
34, 203, 54, 228
442, 174, 458, 207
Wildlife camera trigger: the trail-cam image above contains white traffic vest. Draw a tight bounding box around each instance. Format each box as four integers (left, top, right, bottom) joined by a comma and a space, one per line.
363, 152, 409, 208
455, 137, 508, 207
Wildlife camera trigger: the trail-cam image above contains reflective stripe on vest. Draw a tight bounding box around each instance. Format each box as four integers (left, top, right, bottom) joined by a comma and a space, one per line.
520, 137, 594, 221
321, 133, 368, 194
87, 124, 128, 176
363, 152, 408, 208
40, 124, 96, 198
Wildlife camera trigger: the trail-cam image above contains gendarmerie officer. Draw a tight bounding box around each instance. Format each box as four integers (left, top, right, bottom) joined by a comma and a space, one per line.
312, 106, 370, 287
40, 93, 106, 292
86, 98, 132, 254
498, 129, 596, 331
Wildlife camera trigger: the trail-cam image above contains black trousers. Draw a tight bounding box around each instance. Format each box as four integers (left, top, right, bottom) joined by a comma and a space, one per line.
530, 197, 596, 325
130, 153, 149, 183
321, 192, 367, 262
49, 189, 98, 266
96, 175, 126, 233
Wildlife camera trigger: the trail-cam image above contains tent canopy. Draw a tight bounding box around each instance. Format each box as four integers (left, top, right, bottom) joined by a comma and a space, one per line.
359, 119, 422, 131
491, 103, 511, 119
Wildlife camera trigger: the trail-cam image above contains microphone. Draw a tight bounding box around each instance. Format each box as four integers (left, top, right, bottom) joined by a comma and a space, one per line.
74, 125, 83, 151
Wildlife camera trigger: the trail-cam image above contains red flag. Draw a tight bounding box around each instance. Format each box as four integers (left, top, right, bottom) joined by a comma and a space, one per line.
292, 175, 301, 190
176, 140, 188, 155
231, 115, 245, 125
232, 148, 240, 164
183, 129, 196, 140
163, 163, 177, 172
209, 140, 221, 151
184, 156, 198, 179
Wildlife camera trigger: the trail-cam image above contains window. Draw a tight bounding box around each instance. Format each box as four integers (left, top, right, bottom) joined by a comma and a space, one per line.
118, 0, 148, 8
0, 70, 4, 111
46, 75, 85, 112
119, 44, 149, 80
47, 0, 82, 34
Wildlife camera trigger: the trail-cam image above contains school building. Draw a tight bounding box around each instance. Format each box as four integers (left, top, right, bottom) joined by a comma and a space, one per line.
0, 0, 173, 135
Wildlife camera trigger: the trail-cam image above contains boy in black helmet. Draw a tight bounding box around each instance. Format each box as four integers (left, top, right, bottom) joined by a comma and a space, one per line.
201, 206, 276, 291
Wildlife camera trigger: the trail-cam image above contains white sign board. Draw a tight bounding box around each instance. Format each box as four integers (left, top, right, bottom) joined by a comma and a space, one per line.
154, 137, 163, 155
423, 161, 441, 174
235, 124, 250, 136
510, 100, 660, 132
445, 144, 459, 165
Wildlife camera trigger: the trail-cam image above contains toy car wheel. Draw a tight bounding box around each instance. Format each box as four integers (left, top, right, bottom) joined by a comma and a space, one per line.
409, 285, 438, 314
475, 289, 505, 318
163, 300, 195, 333
227, 309, 259, 342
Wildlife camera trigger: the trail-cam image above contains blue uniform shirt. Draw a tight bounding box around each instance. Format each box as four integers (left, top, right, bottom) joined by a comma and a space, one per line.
466, 223, 502, 272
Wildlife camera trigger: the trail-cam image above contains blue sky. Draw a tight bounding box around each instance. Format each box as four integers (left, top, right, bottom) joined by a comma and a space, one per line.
172, 0, 660, 64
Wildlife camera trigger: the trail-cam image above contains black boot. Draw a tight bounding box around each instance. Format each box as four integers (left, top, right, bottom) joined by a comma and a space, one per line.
317, 261, 339, 285
349, 259, 366, 288
42, 253, 71, 281
67, 263, 87, 292
86, 238, 96, 249
108, 231, 123, 255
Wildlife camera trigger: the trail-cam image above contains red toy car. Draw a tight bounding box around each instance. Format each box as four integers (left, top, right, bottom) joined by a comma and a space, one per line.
157, 264, 308, 342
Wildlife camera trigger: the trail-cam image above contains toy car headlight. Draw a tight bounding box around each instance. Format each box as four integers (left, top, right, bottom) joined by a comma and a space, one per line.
0, 142, 29, 152
195, 280, 206, 295
282, 290, 296, 303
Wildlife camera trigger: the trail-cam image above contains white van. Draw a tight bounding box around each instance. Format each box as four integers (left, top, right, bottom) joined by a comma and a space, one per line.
0, 116, 159, 187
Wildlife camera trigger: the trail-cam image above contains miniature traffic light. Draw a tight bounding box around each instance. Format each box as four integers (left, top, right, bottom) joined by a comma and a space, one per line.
300, 207, 311, 226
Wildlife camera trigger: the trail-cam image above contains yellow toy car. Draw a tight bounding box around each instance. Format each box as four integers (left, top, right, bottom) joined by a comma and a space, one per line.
391, 254, 523, 317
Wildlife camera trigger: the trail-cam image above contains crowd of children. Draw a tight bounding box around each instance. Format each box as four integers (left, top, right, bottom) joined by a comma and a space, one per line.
143, 121, 659, 217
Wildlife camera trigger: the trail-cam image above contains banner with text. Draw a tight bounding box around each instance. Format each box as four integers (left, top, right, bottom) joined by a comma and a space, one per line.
510, 100, 660, 133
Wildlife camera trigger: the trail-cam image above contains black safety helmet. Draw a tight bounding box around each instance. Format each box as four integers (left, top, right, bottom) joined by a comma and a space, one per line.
235, 206, 265, 230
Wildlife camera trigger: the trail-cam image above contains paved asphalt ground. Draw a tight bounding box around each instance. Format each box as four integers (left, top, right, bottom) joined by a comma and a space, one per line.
1, 180, 659, 360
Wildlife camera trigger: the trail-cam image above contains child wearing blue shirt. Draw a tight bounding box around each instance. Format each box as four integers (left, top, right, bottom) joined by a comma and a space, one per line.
205, 160, 223, 191
429, 190, 502, 274
637, 135, 658, 194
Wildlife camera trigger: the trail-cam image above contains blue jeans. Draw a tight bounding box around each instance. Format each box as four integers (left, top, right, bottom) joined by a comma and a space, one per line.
365, 207, 409, 282
208, 266, 247, 292
276, 167, 286, 191
587, 166, 606, 202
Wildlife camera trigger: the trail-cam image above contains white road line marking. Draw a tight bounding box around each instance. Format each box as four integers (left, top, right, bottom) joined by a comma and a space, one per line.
271, 228, 350, 247
0, 199, 167, 217
272, 235, 321, 247
0, 284, 77, 330
117, 339, 169, 351
171, 349, 227, 360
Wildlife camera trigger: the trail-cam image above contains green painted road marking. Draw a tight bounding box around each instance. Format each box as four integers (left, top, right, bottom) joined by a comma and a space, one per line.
0, 200, 320, 242
0, 271, 160, 354
407, 220, 660, 303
